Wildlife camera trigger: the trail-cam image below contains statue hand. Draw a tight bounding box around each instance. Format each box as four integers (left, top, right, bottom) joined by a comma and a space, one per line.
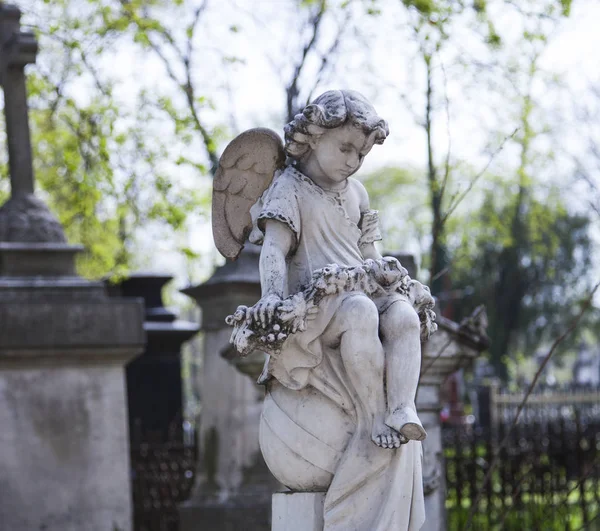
278, 293, 313, 333
253, 294, 283, 328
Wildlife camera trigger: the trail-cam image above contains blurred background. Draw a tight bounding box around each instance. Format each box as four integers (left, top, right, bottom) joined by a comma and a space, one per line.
4, 0, 600, 529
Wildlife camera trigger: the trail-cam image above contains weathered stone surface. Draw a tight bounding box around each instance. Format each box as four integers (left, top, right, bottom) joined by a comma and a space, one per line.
181, 243, 262, 330
180, 247, 276, 531
212, 129, 286, 260
418, 311, 488, 531
0, 195, 66, 243
0, 300, 144, 353
0, 7, 145, 531
0, 242, 81, 277
107, 273, 199, 444
180, 495, 272, 531
212, 91, 430, 530
0, 283, 145, 531
0, 363, 135, 531
272, 492, 325, 531
0, 279, 108, 308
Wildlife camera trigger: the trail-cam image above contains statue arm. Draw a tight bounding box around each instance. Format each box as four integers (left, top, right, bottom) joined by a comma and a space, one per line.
260, 219, 294, 297
254, 219, 294, 327
354, 180, 383, 260
361, 241, 382, 260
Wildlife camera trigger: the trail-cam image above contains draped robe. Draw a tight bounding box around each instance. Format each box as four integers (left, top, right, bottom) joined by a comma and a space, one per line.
254, 166, 426, 531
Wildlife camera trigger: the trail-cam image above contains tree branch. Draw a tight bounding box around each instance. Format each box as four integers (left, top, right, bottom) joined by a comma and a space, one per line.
306, 3, 353, 104
286, 0, 327, 121
117, 1, 218, 174
441, 128, 518, 225
439, 60, 452, 203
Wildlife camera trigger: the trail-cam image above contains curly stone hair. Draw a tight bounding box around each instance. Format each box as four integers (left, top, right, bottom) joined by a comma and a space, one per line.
284, 90, 389, 160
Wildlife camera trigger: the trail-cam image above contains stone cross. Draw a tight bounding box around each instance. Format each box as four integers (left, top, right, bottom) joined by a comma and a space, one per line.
0, 4, 37, 197
0, 5, 64, 244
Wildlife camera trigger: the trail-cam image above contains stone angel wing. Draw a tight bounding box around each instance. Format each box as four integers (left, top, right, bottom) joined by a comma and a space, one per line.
212, 128, 286, 260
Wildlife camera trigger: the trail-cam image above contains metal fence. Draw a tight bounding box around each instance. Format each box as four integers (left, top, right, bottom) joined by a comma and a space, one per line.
129, 386, 600, 531
444, 385, 600, 530
131, 439, 197, 531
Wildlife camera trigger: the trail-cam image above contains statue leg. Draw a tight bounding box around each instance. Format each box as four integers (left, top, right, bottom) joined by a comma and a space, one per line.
380, 299, 427, 441
324, 294, 402, 449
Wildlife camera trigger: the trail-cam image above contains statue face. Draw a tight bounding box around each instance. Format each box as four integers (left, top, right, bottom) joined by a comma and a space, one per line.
309, 123, 376, 183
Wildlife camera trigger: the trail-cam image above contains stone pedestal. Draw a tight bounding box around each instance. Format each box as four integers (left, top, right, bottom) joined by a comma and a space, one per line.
179, 245, 277, 531
418, 314, 487, 531
107, 273, 199, 444
0, 7, 145, 529
0, 244, 145, 531
272, 492, 325, 531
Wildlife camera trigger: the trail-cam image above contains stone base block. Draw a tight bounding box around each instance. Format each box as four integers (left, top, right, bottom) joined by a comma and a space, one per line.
179, 497, 271, 531
0, 364, 134, 531
0, 242, 82, 276
0, 273, 144, 530
272, 492, 325, 531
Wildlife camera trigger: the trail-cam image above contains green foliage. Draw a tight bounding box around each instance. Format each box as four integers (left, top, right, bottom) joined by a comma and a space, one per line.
560, 0, 572, 16
11, 0, 215, 278
450, 185, 593, 380
361, 166, 431, 256
402, 0, 437, 16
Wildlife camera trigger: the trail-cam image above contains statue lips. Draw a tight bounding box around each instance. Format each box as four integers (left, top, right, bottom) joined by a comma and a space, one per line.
340, 168, 354, 177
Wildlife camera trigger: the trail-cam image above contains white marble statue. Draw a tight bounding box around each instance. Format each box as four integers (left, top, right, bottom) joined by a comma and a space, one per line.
212, 90, 437, 531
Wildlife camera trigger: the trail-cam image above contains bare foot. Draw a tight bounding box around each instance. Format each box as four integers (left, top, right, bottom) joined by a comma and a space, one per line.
372, 421, 406, 449
385, 407, 427, 442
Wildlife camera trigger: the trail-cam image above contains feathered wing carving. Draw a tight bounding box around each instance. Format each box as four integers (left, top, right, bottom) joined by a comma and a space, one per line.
212, 128, 286, 260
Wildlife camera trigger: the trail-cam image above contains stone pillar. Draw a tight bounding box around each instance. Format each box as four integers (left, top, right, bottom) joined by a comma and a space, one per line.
107, 273, 199, 444
179, 245, 277, 530
0, 7, 145, 530
0, 251, 145, 531
418, 315, 487, 531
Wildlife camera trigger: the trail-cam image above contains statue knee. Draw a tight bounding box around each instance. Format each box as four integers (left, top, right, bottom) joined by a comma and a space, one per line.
381, 301, 420, 341
340, 295, 379, 332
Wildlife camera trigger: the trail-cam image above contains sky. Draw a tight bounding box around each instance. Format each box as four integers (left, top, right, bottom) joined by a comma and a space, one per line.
17, 0, 600, 302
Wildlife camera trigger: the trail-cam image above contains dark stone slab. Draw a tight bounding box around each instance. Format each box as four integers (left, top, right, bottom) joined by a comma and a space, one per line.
0, 242, 81, 276
179, 497, 271, 531
107, 273, 199, 443
0, 299, 145, 351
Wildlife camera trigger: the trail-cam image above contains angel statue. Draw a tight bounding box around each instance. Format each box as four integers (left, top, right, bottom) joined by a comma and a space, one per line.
213, 90, 436, 531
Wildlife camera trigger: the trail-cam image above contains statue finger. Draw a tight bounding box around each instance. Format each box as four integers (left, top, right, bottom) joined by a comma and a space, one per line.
260, 304, 269, 328
267, 301, 277, 324
253, 304, 262, 325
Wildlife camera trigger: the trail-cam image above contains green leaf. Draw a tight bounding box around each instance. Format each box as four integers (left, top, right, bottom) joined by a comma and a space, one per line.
180, 246, 200, 260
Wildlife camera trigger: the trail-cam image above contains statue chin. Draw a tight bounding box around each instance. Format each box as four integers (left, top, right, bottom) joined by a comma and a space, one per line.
259, 380, 354, 491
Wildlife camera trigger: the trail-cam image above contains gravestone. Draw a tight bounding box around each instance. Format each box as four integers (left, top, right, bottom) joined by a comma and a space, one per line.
179, 245, 277, 531
107, 273, 199, 444
418, 307, 488, 531
0, 6, 145, 530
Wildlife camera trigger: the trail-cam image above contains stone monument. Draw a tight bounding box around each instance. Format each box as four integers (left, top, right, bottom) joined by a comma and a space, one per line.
0, 6, 145, 530
418, 307, 488, 531
211, 91, 438, 531
179, 245, 277, 531
106, 273, 199, 444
